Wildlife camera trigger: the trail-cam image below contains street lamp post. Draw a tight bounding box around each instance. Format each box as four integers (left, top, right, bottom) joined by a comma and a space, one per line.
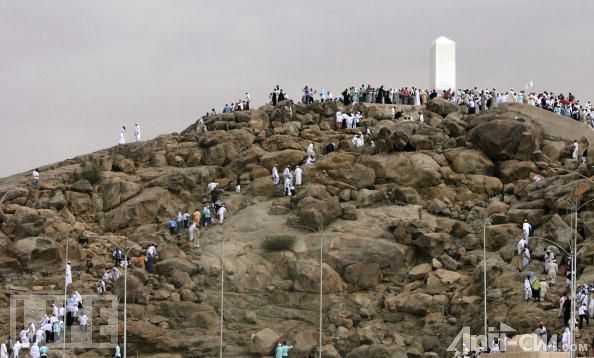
124, 240, 151, 358
481, 214, 499, 348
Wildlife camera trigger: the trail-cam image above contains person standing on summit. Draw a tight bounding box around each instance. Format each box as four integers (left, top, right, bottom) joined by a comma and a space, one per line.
134, 123, 141, 142
118, 126, 126, 145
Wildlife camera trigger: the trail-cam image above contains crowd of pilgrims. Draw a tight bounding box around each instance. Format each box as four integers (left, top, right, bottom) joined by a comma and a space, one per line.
205, 85, 593, 129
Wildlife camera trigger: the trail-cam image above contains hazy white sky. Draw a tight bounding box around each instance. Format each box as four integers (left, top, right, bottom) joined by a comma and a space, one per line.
2, 0, 593, 177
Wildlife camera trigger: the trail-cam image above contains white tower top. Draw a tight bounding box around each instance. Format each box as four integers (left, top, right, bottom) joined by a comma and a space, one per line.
430, 36, 456, 91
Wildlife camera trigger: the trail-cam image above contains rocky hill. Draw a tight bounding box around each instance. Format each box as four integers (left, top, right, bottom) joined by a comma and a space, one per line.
1, 98, 594, 357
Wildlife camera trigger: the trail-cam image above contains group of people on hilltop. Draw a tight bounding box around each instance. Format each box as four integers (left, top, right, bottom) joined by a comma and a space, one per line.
117, 123, 141, 145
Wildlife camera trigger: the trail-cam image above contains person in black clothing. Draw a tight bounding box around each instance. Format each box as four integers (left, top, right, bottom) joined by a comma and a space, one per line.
325, 143, 336, 155
278, 90, 285, 102
563, 294, 571, 325
376, 86, 385, 103
211, 189, 218, 206
342, 89, 350, 105
429, 89, 438, 99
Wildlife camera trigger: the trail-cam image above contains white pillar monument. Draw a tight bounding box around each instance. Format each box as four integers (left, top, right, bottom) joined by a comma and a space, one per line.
430, 36, 456, 91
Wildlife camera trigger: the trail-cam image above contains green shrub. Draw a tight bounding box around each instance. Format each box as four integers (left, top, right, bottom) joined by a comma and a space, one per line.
80, 161, 103, 184
261, 235, 296, 252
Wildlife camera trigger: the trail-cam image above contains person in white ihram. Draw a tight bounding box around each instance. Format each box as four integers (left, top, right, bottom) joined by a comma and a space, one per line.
188, 222, 197, 241
134, 123, 141, 141
544, 250, 553, 274
335, 110, 343, 129
548, 259, 558, 283
522, 219, 532, 243
32, 168, 40, 189
271, 164, 280, 185
12, 340, 22, 358
207, 180, 219, 192
65, 261, 72, 286
307, 143, 315, 158
418, 112, 424, 127
572, 140, 579, 160
217, 204, 227, 224
118, 126, 126, 145
294, 165, 303, 186
283, 166, 290, 182
79, 312, 89, 332
352, 132, 364, 149
524, 276, 532, 301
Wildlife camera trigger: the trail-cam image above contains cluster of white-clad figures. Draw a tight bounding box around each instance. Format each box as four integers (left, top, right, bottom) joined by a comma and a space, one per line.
0, 262, 87, 358
118, 123, 141, 145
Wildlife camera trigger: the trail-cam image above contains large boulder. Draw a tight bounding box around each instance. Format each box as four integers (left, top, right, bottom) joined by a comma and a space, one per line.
102, 187, 171, 231
260, 149, 306, 169
469, 119, 543, 161
332, 164, 375, 189
344, 262, 380, 289
445, 149, 494, 175
498, 160, 538, 183
100, 178, 143, 211
6, 236, 64, 271
290, 259, 344, 293
426, 97, 458, 117
364, 153, 442, 188
295, 185, 342, 229
250, 328, 281, 356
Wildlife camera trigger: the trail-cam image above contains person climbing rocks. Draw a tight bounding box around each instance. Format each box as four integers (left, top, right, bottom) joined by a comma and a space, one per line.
112, 247, 123, 267
522, 219, 532, 243
352, 132, 364, 149
271, 164, 280, 185
516, 237, 527, 271
572, 140, 579, 160
176, 212, 184, 231
217, 203, 227, 224
167, 218, 177, 234
32, 168, 40, 189
524, 275, 533, 301
202, 206, 212, 226
548, 259, 558, 283
294, 165, 303, 186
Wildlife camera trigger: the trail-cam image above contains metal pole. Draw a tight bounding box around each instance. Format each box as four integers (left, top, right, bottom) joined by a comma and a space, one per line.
124, 259, 127, 358
319, 227, 323, 358
63, 237, 69, 357
483, 224, 488, 346
123, 236, 128, 358
220, 235, 225, 358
